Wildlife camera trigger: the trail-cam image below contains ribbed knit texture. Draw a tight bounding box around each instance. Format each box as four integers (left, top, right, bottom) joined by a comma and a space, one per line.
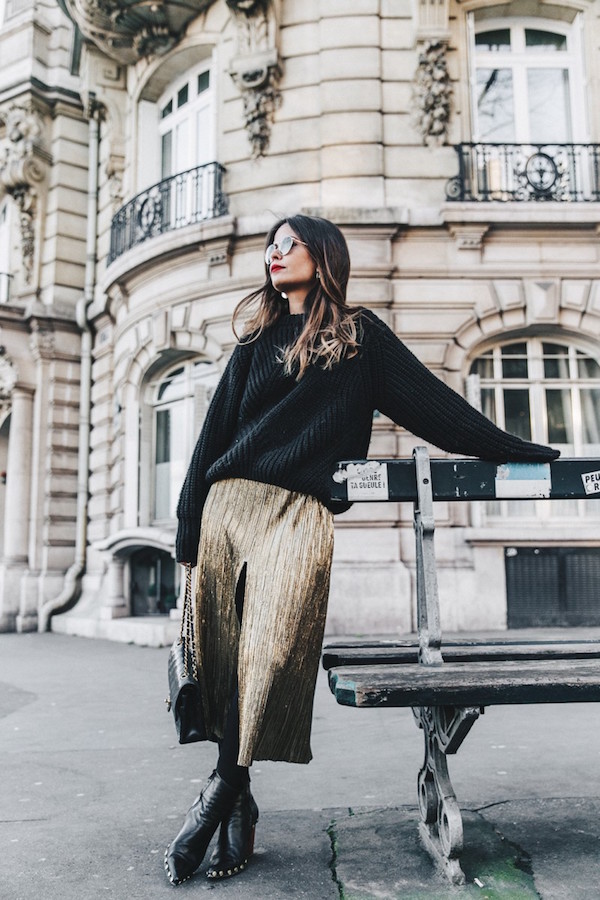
176, 309, 559, 563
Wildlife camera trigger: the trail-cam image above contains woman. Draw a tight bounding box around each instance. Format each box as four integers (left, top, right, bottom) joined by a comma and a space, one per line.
165, 215, 558, 886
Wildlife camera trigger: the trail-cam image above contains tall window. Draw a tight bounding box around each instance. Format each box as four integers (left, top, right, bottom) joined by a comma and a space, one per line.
149, 359, 220, 521
471, 16, 585, 143
469, 339, 600, 518
158, 63, 214, 180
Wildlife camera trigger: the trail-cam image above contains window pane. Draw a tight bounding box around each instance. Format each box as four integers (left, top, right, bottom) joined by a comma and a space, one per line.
543, 343, 570, 379
155, 409, 170, 464
155, 403, 186, 519
581, 389, 600, 449
198, 70, 210, 93
470, 355, 494, 379
475, 29, 511, 52
196, 104, 211, 166
502, 342, 527, 355
177, 84, 189, 108
545, 389, 573, 444
577, 352, 600, 379
157, 367, 185, 402
155, 410, 171, 519
527, 69, 571, 142
525, 29, 566, 51
504, 389, 531, 440
161, 131, 172, 180
501, 344, 528, 379
476, 68, 515, 141
481, 387, 496, 421
161, 99, 173, 119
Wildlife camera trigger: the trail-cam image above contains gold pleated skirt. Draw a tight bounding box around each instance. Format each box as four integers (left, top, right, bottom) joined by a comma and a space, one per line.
194, 478, 334, 766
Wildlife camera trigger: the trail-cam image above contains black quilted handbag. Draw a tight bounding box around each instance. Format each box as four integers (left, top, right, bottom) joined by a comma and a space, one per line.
166, 564, 207, 744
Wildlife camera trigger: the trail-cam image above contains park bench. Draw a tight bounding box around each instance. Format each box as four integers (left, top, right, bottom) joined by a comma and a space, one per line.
323, 448, 600, 885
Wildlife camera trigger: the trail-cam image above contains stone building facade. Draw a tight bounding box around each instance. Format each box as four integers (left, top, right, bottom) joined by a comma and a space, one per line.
0, 0, 599, 643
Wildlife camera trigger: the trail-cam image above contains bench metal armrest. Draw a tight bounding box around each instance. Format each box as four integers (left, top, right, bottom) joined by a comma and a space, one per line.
414, 447, 443, 666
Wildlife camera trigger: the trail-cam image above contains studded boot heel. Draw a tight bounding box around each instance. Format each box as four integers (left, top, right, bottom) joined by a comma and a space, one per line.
164, 770, 238, 886
206, 781, 259, 880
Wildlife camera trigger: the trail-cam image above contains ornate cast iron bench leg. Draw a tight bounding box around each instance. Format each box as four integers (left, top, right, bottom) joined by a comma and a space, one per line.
413, 704, 482, 885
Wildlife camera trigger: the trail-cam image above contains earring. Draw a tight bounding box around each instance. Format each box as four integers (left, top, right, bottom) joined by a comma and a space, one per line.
316, 271, 321, 280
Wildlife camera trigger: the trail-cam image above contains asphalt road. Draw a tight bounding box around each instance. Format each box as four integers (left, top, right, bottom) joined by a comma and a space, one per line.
2, 631, 600, 899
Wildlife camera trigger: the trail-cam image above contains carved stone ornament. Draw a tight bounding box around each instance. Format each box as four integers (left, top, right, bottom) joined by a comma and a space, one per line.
227, 0, 281, 157
0, 354, 17, 402
0, 104, 49, 284
29, 320, 56, 361
412, 40, 452, 148
0, 104, 47, 192
62, 0, 218, 66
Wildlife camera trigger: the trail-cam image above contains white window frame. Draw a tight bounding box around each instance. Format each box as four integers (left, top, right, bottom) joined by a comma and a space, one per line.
468, 14, 588, 143
469, 337, 600, 522
158, 60, 216, 180
141, 359, 220, 525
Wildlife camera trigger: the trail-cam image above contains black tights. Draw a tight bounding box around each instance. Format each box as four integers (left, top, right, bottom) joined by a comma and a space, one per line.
216, 565, 249, 791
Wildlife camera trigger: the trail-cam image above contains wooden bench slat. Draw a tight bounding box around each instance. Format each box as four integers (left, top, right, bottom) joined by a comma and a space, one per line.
322, 641, 600, 669
329, 659, 600, 708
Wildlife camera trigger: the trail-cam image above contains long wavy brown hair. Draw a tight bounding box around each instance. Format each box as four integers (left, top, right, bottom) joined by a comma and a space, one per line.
232, 215, 361, 379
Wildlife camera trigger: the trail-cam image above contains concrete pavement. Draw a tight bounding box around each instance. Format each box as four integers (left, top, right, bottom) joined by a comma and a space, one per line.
2, 632, 600, 899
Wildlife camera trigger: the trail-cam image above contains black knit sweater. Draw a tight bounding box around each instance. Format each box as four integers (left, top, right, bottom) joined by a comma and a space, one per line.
175, 309, 559, 562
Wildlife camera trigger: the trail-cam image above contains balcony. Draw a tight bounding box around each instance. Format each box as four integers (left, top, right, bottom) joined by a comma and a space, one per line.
446, 143, 600, 203
109, 162, 228, 264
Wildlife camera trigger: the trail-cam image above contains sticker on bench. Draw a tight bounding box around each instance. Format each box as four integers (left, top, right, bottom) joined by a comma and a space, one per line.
333, 461, 390, 501
581, 469, 600, 495
495, 462, 551, 498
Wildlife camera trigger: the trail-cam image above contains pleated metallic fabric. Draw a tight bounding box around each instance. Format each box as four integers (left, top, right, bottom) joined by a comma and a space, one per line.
193, 478, 334, 766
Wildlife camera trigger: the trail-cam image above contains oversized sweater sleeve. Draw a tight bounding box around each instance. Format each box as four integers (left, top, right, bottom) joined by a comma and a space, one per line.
175, 344, 249, 563
368, 314, 560, 463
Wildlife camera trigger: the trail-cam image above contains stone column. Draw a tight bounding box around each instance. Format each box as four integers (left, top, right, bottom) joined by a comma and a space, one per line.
99, 555, 128, 618
0, 387, 34, 631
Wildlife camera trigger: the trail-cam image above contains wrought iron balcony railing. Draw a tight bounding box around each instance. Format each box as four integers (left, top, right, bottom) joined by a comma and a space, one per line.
109, 162, 228, 263
446, 143, 600, 203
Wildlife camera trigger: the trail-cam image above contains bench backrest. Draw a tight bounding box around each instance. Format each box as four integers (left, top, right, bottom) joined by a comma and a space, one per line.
331, 450, 600, 666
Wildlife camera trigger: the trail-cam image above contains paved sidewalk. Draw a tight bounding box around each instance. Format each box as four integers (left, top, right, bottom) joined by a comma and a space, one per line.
2, 632, 600, 899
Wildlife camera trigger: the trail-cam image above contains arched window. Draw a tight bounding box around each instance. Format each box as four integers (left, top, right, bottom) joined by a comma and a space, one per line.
146, 358, 220, 523
469, 338, 600, 518
470, 15, 586, 143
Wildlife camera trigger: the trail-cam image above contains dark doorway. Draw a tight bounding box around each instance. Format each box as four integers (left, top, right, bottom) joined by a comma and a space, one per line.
130, 548, 177, 616
505, 546, 600, 627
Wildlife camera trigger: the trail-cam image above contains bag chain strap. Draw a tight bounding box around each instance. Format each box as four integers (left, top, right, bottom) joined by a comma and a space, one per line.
180, 563, 199, 680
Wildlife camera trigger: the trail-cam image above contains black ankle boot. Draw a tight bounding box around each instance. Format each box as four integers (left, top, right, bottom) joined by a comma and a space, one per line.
206, 782, 259, 880
164, 770, 238, 886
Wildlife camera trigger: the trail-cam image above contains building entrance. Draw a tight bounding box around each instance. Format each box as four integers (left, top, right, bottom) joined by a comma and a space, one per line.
129, 548, 177, 616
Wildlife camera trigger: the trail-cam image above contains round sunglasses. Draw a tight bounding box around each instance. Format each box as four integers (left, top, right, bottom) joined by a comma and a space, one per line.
265, 235, 308, 265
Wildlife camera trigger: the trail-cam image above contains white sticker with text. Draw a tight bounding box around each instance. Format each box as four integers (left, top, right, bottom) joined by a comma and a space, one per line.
581, 470, 600, 495
341, 461, 390, 501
